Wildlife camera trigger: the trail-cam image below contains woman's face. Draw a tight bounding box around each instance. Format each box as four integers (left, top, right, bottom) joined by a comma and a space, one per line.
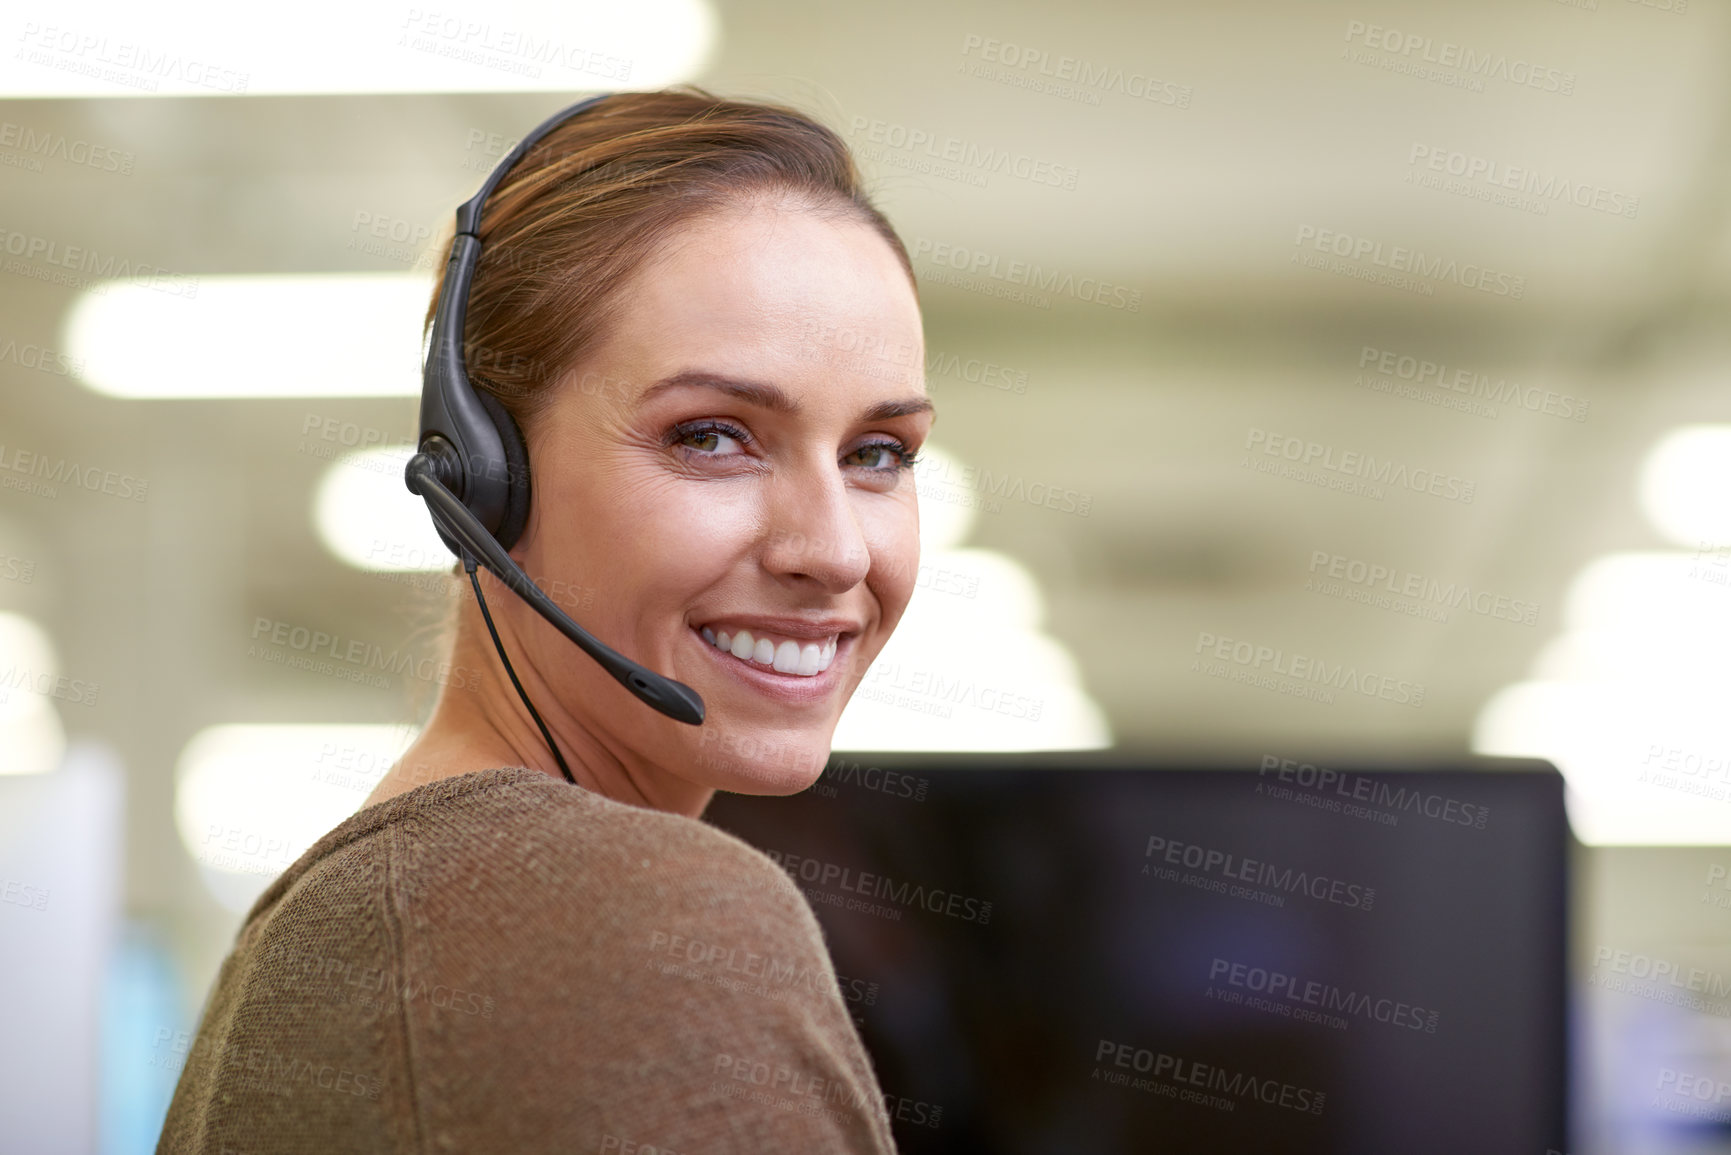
511, 197, 931, 799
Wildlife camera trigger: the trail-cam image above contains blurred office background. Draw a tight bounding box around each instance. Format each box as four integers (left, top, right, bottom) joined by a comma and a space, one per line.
2, 0, 1728, 1150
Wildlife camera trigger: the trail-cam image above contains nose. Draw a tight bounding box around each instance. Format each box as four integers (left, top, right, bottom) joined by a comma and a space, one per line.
760, 461, 872, 592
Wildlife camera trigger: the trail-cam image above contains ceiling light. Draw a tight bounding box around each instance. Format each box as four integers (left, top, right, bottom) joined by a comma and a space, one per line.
173, 723, 418, 912
314, 445, 452, 572
1639, 425, 1731, 548
3, 0, 717, 97
1475, 680, 1731, 845
64, 274, 433, 399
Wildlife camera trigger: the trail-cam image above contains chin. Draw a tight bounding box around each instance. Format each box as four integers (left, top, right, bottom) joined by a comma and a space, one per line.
689, 720, 834, 796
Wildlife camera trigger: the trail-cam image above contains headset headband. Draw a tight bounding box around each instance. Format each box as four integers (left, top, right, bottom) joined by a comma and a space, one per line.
417, 93, 614, 542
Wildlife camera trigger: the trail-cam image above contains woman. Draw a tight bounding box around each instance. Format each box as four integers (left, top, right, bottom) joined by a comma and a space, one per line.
159, 87, 932, 1153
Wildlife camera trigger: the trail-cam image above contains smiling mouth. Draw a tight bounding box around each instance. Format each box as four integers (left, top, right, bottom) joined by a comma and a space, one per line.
698, 625, 839, 678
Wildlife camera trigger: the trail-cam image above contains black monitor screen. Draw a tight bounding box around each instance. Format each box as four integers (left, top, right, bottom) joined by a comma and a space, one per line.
704, 753, 1569, 1155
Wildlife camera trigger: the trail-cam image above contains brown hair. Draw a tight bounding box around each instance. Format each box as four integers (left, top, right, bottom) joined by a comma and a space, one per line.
424, 84, 918, 434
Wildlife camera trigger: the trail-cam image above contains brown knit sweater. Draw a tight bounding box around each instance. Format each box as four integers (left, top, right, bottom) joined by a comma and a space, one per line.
157, 766, 898, 1154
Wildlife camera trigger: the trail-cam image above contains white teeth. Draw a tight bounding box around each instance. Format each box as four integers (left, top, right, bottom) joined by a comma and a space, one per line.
701, 626, 842, 678
796, 643, 821, 676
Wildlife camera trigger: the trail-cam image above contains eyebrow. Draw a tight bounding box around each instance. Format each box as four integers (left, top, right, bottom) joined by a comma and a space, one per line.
639, 369, 935, 423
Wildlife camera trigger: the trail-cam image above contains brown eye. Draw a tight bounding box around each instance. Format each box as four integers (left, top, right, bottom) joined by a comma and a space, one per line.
842, 441, 915, 471
672, 422, 749, 456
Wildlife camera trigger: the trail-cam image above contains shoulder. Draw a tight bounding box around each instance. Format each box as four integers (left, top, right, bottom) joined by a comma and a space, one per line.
388, 767, 819, 941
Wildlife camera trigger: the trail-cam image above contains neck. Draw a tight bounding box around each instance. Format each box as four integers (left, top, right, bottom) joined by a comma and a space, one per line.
367, 572, 714, 818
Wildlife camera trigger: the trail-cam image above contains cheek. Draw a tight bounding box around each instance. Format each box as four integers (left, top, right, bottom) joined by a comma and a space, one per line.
864, 501, 922, 626
583, 469, 762, 615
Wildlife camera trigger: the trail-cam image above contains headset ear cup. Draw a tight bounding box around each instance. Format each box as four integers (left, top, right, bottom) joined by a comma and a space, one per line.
474, 389, 533, 552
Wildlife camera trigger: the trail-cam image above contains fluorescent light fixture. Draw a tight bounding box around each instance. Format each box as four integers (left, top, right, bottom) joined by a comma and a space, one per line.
174, 723, 418, 912
64, 274, 433, 399
314, 445, 453, 572
1473, 547, 1731, 844
1561, 550, 1731, 633
0, 612, 69, 776
1639, 425, 1731, 548
1475, 681, 1731, 845
3, 0, 717, 97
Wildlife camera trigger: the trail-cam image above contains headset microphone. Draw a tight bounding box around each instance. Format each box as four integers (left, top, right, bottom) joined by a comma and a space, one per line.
405, 93, 705, 783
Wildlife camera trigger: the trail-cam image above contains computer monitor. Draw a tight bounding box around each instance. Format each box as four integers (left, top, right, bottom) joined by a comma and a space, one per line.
705, 752, 1570, 1155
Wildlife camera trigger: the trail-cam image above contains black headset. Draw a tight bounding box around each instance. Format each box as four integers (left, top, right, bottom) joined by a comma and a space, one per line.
403, 93, 705, 785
